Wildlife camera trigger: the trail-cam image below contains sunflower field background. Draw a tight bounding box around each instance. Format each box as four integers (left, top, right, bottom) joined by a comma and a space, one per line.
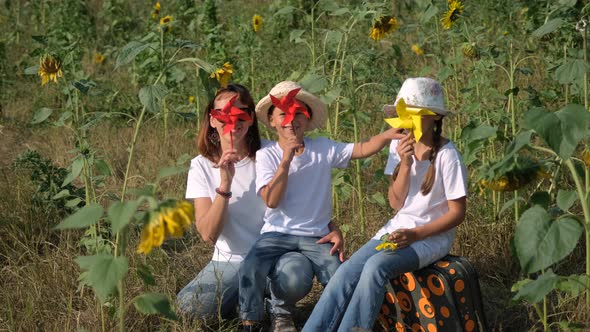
1, 0, 590, 331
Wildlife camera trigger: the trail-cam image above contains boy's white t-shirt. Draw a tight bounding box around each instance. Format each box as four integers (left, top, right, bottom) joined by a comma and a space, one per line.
256, 137, 354, 237
185, 155, 266, 262
373, 139, 468, 268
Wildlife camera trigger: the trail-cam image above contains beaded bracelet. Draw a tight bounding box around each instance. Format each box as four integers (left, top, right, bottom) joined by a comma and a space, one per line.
215, 187, 232, 199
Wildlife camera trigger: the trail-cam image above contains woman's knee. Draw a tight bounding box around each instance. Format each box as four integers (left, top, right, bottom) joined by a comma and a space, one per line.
270, 252, 314, 302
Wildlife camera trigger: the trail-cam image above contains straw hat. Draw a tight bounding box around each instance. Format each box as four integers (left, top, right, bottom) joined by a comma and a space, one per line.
255, 81, 327, 131
383, 77, 448, 116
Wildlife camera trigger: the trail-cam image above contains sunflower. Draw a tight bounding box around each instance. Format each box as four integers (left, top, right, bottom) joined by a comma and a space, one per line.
152, 2, 161, 20
252, 14, 262, 33
188, 95, 195, 104
441, 0, 464, 30
160, 15, 173, 26
411, 44, 424, 55
582, 148, 590, 167
210, 62, 233, 88
38, 54, 63, 86
376, 234, 397, 251
137, 200, 194, 254
94, 53, 105, 64
481, 161, 549, 192
461, 42, 478, 58
369, 16, 399, 41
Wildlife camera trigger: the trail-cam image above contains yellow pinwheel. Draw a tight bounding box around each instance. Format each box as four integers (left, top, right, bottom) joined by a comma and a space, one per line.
384, 98, 436, 142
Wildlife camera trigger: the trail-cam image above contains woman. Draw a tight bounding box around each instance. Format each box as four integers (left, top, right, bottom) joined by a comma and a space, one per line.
177, 84, 343, 331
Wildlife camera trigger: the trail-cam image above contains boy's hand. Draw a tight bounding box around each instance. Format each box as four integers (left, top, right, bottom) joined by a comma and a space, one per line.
317, 229, 345, 262
388, 228, 419, 248
281, 136, 304, 164
396, 133, 415, 167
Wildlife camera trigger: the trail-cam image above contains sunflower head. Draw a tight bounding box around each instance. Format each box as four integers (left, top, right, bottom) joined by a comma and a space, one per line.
137, 200, 194, 255
160, 15, 173, 26
210, 62, 234, 88
441, 0, 464, 30
95, 53, 105, 64
411, 44, 424, 56
369, 16, 399, 41
38, 54, 63, 86
152, 2, 161, 20
188, 95, 195, 104
252, 14, 262, 33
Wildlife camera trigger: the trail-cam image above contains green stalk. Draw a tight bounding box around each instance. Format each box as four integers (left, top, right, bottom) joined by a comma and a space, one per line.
565, 159, 590, 309
352, 113, 365, 235
310, 5, 315, 68
583, 26, 588, 111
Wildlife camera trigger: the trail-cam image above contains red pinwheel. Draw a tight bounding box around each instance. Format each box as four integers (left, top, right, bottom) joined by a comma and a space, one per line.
210, 95, 252, 148
270, 88, 310, 126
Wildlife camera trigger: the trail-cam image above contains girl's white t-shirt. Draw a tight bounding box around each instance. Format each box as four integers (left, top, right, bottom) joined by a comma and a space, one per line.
255, 137, 354, 237
185, 155, 266, 262
373, 139, 468, 268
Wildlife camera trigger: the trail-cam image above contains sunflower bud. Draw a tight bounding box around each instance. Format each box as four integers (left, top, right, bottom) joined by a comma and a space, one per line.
462, 42, 478, 58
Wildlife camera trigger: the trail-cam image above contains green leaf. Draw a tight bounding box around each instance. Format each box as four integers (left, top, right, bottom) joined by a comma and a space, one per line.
420, 4, 439, 23
75, 255, 128, 303
30, 107, 54, 124
299, 73, 327, 93
499, 196, 526, 215
330, 8, 349, 16
557, 190, 578, 211
290, 29, 306, 43
513, 270, 559, 303
157, 165, 188, 181
95, 159, 112, 176
370, 192, 387, 206
52, 189, 71, 200
139, 84, 168, 114
137, 263, 157, 286
176, 57, 215, 73
55, 203, 104, 230
53, 111, 73, 127
522, 105, 590, 159
24, 65, 40, 75
116, 41, 151, 68
133, 293, 178, 320
275, 6, 296, 15
108, 200, 141, 233
554, 59, 589, 84
515, 206, 583, 274
532, 18, 563, 38
62, 157, 85, 187
556, 274, 590, 297
65, 197, 82, 208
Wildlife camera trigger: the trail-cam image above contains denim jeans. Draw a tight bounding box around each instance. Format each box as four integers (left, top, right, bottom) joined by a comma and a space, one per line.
302, 239, 419, 332
176, 251, 314, 319
239, 232, 342, 321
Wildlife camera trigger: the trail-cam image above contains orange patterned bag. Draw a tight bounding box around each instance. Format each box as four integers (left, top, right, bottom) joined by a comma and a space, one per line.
377, 255, 488, 332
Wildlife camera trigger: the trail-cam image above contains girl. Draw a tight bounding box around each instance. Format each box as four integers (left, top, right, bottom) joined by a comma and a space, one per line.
302, 77, 468, 332
177, 84, 342, 323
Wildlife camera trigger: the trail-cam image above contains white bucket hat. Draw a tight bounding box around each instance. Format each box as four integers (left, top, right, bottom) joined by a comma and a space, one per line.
256, 81, 327, 131
384, 77, 448, 116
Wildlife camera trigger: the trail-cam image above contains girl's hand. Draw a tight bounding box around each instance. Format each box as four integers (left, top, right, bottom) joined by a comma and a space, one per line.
388, 228, 419, 248
217, 149, 238, 189
396, 133, 415, 167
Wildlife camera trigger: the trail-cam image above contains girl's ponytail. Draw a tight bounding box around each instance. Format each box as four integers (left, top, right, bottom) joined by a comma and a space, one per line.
420, 118, 443, 195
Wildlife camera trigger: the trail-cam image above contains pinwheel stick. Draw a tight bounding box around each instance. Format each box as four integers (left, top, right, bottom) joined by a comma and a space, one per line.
230, 131, 234, 150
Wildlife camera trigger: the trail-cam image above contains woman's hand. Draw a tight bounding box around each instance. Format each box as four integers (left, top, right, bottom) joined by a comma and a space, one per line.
388, 228, 419, 248
216, 149, 239, 190
396, 133, 415, 167
317, 228, 345, 262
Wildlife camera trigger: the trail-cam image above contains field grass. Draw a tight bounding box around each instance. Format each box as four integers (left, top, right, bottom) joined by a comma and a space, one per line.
1, 0, 590, 331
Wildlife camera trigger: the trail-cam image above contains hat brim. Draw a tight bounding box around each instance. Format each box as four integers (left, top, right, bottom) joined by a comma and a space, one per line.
256, 90, 327, 131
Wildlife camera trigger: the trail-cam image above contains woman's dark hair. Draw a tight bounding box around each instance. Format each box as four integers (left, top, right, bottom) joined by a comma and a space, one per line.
391, 118, 443, 195
197, 84, 261, 163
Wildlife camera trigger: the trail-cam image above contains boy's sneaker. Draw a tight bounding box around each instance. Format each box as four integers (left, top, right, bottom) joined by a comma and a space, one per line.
270, 314, 297, 332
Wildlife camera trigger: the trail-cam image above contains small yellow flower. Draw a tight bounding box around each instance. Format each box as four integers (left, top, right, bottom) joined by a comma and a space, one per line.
189, 95, 195, 104
137, 200, 194, 254
252, 15, 262, 33
160, 15, 173, 26
38, 54, 63, 86
95, 53, 105, 64
152, 2, 161, 20
441, 0, 464, 30
376, 241, 397, 251
210, 62, 234, 88
369, 16, 399, 41
411, 44, 424, 56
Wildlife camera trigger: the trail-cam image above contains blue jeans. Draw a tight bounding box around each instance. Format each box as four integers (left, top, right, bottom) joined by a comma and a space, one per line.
302, 239, 419, 332
239, 232, 342, 321
176, 251, 314, 319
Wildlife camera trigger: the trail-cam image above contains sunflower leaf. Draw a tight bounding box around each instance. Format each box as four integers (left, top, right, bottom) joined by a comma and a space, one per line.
116, 41, 151, 69
556, 190, 578, 212
75, 255, 128, 303
512, 270, 559, 304
133, 293, 178, 320
55, 203, 104, 230
139, 84, 168, 114
532, 18, 563, 38
30, 107, 54, 124
108, 200, 141, 233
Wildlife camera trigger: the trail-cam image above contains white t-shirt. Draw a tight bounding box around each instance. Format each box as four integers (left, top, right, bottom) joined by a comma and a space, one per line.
373, 139, 468, 268
256, 137, 354, 237
185, 155, 266, 262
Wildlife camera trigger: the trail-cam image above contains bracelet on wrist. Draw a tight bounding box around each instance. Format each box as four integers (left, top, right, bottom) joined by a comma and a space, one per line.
215, 187, 232, 199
